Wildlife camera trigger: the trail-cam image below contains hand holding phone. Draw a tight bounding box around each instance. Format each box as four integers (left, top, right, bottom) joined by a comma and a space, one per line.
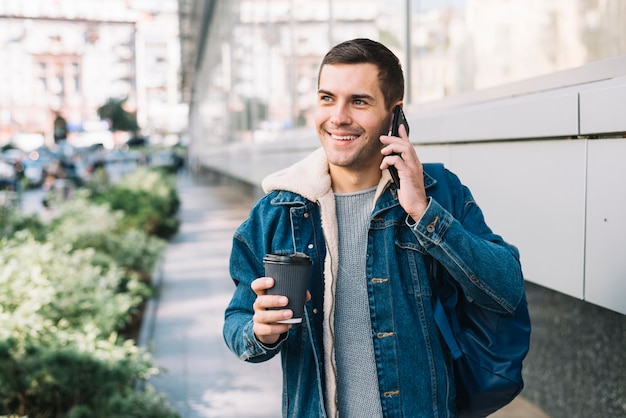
388, 105, 410, 188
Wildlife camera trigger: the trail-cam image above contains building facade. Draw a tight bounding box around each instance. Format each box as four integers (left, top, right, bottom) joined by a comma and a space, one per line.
0, 0, 184, 148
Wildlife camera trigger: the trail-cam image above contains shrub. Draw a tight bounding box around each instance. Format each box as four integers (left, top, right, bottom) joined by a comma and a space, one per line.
0, 232, 142, 341
0, 338, 177, 418
46, 192, 166, 279
0, 206, 46, 241
88, 167, 180, 239
0, 166, 181, 417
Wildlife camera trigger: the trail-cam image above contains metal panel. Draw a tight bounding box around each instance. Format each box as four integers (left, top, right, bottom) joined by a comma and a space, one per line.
410, 91, 580, 143
443, 93, 580, 142
441, 140, 587, 299
584, 138, 626, 315
579, 77, 626, 135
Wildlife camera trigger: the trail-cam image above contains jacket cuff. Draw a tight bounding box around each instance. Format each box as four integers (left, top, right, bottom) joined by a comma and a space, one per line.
241, 320, 286, 359
406, 197, 453, 247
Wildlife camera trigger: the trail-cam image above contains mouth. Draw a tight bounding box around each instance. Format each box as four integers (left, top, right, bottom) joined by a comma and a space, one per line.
330, 133, 359, 141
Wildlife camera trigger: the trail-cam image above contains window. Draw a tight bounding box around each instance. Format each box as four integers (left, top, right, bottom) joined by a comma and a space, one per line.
408, 0, 626, 103
194, 0, 626, 142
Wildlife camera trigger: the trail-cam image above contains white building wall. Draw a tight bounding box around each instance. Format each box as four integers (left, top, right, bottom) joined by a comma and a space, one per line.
0, 0, 182, 146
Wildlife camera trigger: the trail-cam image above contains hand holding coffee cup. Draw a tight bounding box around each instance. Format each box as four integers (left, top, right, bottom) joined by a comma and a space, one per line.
263, 253, 312, 324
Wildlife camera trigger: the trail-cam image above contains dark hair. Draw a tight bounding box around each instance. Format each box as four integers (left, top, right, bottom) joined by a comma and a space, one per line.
318, 38, 404, 109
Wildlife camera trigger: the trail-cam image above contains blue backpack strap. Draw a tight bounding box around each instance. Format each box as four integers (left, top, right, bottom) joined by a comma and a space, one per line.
434, 290, 463, 359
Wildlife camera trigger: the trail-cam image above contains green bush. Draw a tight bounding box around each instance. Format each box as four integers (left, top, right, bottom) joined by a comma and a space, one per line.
0, 204, 46, 241
0, 338, 177, 418
46, 192, 166, 279
0, 232, 142, 343
88, 167, 180, 239
105, 386, 181, 418
0, 167, 182, 418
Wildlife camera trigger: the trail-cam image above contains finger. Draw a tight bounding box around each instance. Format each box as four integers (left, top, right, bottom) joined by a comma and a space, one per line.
398, 123, 409, 139
380, 154, 404, 171
379, 133, 397, 147
383, 123, 409, 141
251, 277, 274, 296
254, 305, 294, 325
380, 138, 403, 157
254, 294, 288, 311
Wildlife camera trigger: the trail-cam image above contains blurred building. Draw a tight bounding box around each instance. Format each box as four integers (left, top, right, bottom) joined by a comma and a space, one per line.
0, 0, 185, 149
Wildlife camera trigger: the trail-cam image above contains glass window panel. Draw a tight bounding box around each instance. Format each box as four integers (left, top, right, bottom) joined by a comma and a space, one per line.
409, 0, 626, 103
193, 0, 625, 145
225, 0, 404, 139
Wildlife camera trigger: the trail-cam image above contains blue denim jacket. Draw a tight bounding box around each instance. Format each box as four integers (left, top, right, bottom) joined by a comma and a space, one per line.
224, 149, 524, 418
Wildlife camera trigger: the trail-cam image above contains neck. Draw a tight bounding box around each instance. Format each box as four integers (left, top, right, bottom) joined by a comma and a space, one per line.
329, 165, 381, 193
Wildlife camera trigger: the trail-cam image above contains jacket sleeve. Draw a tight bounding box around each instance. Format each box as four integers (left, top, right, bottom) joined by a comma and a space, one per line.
222, 218, 287, 363
408, 171, 525, 314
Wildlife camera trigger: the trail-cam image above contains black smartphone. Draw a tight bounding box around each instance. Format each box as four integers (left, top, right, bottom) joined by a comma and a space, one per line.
388, 105, 410, 188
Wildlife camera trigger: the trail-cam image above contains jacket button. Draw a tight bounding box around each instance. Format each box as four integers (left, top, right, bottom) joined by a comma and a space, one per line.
426, 216, 439, 233
303, 213, 309, 218
307, 244, 314, 249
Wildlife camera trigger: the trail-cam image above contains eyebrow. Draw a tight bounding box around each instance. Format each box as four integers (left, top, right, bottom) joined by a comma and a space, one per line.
317, 89, 376, 102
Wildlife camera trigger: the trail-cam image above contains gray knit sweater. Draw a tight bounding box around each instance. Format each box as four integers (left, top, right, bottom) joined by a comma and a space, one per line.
334, 186, 383, 417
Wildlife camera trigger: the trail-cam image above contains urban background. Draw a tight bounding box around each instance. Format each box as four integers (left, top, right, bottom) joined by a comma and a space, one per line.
0, 0, 624, 417
0, 1, 187, 416
0, 0, 186, 150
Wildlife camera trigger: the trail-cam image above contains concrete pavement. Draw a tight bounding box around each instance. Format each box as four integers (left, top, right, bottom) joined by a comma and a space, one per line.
144, 172, 282, 418
143, 170, 550, 418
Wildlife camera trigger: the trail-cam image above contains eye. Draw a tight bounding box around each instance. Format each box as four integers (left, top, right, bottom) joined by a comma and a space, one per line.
319, 94, 333, 103
353, 99, 366, 106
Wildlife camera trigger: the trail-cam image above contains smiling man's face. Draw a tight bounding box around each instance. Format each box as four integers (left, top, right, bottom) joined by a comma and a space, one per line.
315, 63, 393, 182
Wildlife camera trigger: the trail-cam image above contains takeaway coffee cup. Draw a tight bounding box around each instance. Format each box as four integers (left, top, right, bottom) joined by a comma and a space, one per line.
264, 253, 312, 324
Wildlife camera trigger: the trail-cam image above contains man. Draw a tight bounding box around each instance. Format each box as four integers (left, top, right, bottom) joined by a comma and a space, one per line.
223, 38, 524, 417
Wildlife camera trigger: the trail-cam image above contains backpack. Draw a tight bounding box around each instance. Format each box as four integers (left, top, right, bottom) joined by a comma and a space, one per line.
423, 163, 532, 418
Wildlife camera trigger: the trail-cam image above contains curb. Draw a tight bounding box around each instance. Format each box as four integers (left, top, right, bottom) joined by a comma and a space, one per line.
135, 257, 164, 390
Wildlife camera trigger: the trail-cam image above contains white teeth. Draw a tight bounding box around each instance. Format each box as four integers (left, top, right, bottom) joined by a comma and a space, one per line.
331, 134, 358, 140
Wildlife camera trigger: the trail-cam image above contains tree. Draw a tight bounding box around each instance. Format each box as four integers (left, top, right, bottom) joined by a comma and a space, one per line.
97, 98, 139, 132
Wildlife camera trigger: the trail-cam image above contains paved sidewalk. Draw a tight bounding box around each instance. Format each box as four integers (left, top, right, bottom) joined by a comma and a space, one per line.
145, 172, 282, 418
144, 171, 549, 418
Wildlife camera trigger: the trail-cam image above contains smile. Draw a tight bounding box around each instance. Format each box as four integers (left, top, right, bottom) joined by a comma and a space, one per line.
330, 133, 359, 141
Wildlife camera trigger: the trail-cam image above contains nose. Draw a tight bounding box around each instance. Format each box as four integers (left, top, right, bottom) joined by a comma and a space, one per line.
329, 102, 351, 126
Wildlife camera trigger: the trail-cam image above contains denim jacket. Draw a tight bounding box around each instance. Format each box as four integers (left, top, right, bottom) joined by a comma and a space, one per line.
223, 148, 524, 418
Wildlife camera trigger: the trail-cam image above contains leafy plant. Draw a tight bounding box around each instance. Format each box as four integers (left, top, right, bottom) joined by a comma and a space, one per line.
0, 166, 181, 417
88, 167, 180, 239
46, 192, 166, 278
0, 232, 141, 341
0, 338, 176, 418
0, 200, 46, 241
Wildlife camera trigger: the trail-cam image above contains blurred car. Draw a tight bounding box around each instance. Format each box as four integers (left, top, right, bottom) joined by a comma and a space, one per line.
126, 135, 148, 147
21, 159, 45, 187
149, 150, 180, 171
2, 148, 27, 161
